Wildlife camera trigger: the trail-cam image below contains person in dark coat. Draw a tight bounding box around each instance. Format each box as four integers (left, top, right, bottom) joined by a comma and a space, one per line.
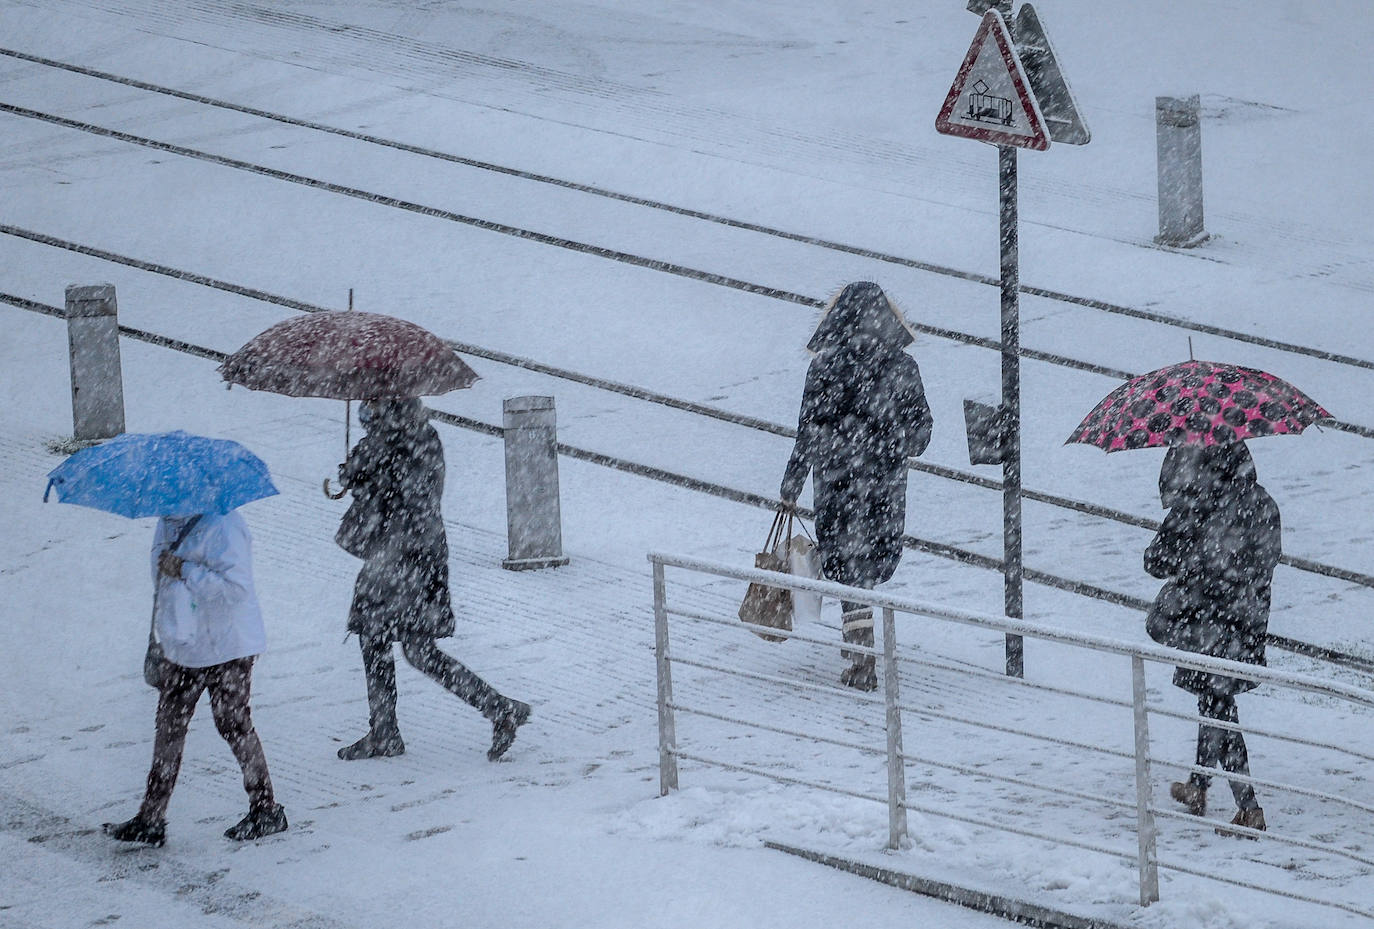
1144, 442, 1280, 834
335, 398, 530, 762
780, 282, 933, 691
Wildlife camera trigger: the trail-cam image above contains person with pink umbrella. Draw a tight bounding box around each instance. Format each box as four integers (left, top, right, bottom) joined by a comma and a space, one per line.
1068, 359, 1331, 837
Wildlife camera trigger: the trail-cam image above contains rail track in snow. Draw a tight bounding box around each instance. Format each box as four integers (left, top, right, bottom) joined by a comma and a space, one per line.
1, 48, 1371, 672
4, 287, 1371, 675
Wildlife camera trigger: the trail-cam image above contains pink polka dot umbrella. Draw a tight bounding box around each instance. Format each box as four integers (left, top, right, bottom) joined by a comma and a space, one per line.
1066, 360, 1331, 452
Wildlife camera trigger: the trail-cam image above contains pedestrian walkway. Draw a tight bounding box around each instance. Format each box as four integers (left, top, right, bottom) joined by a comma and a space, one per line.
2, 410, 1371, 929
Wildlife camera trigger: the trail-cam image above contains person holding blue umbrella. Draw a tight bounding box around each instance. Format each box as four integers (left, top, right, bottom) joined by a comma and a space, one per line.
46, 431, 288, 846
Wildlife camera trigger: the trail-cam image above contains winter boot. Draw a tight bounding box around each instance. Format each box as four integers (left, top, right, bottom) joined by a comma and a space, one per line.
488, 700, 531, 762
1216, 807, 1266, 838
224, 803, 288, 841
1169, 780, 1207, 817
839, 656, 878, 692
102, 815, 166, 847
337, 729, 405, 761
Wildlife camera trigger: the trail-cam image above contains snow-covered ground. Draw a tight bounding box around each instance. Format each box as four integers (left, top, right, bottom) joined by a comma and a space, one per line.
1, 1, 1372, 927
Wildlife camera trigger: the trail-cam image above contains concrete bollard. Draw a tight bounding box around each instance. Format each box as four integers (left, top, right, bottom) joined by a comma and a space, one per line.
64, 283, 126, 441
1155, 95, 1207, 247
501, 395, 569, 570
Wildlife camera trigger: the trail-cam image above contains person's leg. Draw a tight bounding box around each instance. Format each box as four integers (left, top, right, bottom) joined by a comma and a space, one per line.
1170, 690, 1220, 816
399, 635, 504, 718
208, 658, 289, 839
104, 665, 205, 843
338, 632, 404, 759
1192, 691, 1227, 789
1213, 696, 1259, 811
399, 634, 530, 760
139, 665, 206, 823
206, 658, 274, 811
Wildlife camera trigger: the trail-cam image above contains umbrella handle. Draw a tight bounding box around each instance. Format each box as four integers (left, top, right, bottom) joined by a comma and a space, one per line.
323, 477, 348, 500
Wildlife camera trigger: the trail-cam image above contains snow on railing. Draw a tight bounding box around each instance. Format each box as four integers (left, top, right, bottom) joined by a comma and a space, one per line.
648, 552, 1374, 921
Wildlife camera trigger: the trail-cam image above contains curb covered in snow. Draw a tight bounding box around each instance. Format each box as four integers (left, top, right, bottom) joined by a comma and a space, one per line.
765, 842, 1131, 929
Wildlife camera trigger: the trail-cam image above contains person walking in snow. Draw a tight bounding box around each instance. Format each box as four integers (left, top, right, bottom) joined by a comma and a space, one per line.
103, 510, 287, 847
779, 282, 933, 691
1145, 442, 1280, 835
334, 398, 530, 762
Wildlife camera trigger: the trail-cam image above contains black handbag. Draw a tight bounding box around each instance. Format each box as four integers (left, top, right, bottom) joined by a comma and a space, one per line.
144, 515, 203, 688
1145, 580, 1186, 647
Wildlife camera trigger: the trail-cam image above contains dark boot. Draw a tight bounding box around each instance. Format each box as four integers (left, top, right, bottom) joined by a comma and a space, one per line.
488, 700, 531, 761
102, 815, 166, 847
1169, 780, 1207, 817
840, 656, 878, 692
340, 634, 404, 760
1216, 806, 1266, 838
224, 803, 288, 840
338, 729, 405, 760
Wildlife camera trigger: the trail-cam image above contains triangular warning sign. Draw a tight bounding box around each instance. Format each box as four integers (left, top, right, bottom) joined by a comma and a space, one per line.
936, 10, 1050, 151
1015, 4, 1090, 145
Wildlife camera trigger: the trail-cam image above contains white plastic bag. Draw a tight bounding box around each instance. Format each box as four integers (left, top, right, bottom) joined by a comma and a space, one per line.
787, 533, 822, 625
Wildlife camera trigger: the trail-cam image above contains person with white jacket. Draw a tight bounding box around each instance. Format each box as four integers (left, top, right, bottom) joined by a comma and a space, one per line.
102, 510, 287, 846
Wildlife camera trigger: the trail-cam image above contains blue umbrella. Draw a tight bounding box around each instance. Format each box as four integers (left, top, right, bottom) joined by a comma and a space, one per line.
44, 430, 279, 518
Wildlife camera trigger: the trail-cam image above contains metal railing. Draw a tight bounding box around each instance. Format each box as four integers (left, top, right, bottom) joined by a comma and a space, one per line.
649, 552, 1374, 919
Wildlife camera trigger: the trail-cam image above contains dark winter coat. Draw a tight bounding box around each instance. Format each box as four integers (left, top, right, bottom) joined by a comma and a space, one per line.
1143, 444, 1281, 696
780, 282, 933, 587
336, 398, 456, 642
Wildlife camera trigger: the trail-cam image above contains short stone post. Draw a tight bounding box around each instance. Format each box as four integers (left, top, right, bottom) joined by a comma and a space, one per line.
1155, 95, 1207, 247
64, 283, 126, 441
501, 396, 569, 570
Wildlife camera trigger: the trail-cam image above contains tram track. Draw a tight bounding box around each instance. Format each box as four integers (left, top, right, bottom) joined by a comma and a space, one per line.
2, 52, 1370, 669
0, 228, 1370, 594
4, 290, 1372, 675
3, 45, 1374, 377
0, 99, 1370, 445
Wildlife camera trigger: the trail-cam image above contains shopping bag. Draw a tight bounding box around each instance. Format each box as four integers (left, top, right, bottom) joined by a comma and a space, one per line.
739, 511, 794, 642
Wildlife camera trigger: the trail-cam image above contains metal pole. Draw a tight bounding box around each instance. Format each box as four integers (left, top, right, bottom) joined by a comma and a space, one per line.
653, 560, 679, 795
1131, 656, 1160, 905
999, 144, 1024, 678
882, 607, 907, 849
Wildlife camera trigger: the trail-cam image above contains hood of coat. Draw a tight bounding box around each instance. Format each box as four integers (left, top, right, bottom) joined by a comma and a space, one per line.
358, 397, 427, 435
807, 282, 915, 356
1159, 442, 1257, 510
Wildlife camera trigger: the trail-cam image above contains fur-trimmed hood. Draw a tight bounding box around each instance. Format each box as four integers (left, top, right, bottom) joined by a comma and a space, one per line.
807, 282, 916, 355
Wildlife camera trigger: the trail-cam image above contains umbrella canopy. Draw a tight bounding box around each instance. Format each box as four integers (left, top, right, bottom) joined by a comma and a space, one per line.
1066, 360, 1331, 452
44, 430, 279, 518
219, 311, 478, 399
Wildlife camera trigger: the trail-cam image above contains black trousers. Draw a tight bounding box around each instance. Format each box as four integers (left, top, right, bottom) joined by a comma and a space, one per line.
1190, 692, 1259, 810
140, 657, 274, 822
358, 631, 506, 734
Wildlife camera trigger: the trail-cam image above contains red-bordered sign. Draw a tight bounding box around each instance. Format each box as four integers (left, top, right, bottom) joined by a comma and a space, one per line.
936, 10, 1049, 151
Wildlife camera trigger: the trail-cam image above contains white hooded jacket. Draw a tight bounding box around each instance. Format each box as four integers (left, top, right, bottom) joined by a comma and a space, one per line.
151, 511, 266, 668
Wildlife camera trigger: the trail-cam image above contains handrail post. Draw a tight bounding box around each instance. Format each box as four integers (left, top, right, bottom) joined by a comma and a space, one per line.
1131, 656, 1160, 904
882, 606, 907, 849
654, 560, 678, 795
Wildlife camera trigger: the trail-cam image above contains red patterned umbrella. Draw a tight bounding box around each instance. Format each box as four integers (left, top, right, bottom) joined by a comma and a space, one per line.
1066, 360, 1330, 452
220, 311, 477, 399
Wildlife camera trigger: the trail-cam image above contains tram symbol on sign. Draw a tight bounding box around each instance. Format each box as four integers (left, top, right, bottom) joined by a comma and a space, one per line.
965, 79, 1014, 127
